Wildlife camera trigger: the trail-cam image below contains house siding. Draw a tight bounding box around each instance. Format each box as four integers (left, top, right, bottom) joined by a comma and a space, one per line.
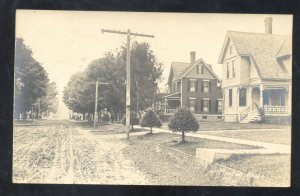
181, 77, 222, 115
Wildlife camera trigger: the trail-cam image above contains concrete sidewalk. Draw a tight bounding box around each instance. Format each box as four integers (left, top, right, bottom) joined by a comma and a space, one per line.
134, 126, 290, 154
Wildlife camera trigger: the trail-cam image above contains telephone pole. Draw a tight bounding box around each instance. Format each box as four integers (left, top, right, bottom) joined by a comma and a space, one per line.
94, 79, 111, 128
101, 29, 154, 139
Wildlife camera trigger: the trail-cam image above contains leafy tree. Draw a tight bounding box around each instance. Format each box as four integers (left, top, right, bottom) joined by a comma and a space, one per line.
141, 110, 162, 133
40, 82, 59, 116
168, 109, 199, 142
63, 71, 95, 116
118, 42, 163, 116
14, 38, 49, 119
122, 113, 140, 130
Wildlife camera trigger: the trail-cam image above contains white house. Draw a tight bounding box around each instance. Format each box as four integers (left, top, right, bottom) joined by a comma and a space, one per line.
218, 17, 292, 123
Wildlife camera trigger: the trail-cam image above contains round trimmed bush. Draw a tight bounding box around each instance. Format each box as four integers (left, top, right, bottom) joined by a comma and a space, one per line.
141, 110, 162, 133
168, 109, 199, 142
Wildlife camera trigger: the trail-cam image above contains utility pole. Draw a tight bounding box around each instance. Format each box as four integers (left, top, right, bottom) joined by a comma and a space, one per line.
101, 29, 154, 139
94, 79, 111, 128
94, 79, 99, 128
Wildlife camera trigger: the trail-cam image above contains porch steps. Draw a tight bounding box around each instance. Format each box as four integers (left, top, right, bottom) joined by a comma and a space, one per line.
239, 112, 261, 123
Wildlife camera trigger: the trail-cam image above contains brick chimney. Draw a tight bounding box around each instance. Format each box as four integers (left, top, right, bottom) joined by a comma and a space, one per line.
264, 17, 273, 34
190, 51, 196, 64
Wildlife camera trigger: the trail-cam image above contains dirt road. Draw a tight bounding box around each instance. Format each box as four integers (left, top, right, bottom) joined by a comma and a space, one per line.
13, 120, 148, 184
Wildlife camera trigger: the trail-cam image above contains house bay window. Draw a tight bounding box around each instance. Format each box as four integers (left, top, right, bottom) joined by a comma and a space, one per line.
188, 98, 196, 112
188, 79, 196, 92
239, 88, 247, 106
228, 89, 232, 107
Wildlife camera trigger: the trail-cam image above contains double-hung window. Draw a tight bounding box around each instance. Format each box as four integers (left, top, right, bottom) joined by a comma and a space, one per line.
189, 79, 196, 92
188, 98, 196, 112
203, 80, 209, 93
203, 99, 210, 112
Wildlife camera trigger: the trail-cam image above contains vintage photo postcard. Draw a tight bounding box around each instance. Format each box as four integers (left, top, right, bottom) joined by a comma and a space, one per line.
13, 10, 292, 186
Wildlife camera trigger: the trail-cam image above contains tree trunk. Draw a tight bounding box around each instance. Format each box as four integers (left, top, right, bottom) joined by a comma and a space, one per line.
181, 131, 185, 142
150, 127, 152, 134
131, 125, 134, 131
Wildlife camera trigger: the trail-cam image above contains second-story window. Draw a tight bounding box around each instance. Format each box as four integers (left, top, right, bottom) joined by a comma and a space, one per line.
226, 61, 236, 79
203, 80, 210, 93
188, 79, 196, 92
197, 64, 203, 74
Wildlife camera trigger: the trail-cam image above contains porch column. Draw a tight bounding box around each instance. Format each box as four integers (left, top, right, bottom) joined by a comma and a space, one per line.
236, 88, 240, 112
259, 84, 264, 108
164, 98, 167, 115
248, 86, 253, 111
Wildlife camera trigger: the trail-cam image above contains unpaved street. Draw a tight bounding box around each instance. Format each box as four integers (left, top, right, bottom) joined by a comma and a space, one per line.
13, 120, 148, 184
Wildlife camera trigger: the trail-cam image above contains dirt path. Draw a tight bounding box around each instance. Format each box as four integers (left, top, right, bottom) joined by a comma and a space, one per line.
13, 120, 148, 184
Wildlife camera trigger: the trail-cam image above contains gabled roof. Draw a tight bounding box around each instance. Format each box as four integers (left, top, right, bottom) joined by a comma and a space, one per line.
218, 31, 291, 79
176, 59, 220, 81
167, 62, 190, 84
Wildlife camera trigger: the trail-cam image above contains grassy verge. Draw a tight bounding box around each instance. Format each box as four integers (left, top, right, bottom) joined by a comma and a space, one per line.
203, 129, 291, 145
162, 121, 290, 131
162, 136, 260, 156
124, 132, 261, 186
216, 154, 290, 186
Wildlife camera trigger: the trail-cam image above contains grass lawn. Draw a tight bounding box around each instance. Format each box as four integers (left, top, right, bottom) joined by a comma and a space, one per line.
162, 135, 260, 156
124, 132, 261, 186
216, 154, 290, 186
162, 121, 290, 131
202, 129, 291, 145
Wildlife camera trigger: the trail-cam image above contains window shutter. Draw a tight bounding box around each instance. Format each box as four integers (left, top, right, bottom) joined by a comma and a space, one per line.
200, 100, 203, 112
209, 81, 211, 93
201, 81, 204, 92
195, 100, 198, 113
216, 100, 218, 113
188, 81, 190, 92
209, 100, 211, 113
197, 65, 199, 74
195, 80, 198, 92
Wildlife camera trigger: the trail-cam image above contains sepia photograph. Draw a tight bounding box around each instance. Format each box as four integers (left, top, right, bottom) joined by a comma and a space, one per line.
13, 10, 292, 187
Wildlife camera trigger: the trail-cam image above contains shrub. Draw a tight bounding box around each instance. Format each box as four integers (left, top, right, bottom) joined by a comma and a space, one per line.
102, 113, 110, 123
141, 110, 162, 133
122, 113, 140, 130
168, 109, 199, 142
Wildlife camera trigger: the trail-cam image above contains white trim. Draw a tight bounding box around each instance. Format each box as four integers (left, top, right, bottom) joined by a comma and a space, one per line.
203, 79, 210, 82
217, 98, 223, 100
203, 98, 210, 100
188, 78, 197, 81
189, 97, 196, 100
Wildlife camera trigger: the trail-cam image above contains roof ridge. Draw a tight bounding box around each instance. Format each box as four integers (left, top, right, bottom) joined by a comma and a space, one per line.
228, 30, 290, 37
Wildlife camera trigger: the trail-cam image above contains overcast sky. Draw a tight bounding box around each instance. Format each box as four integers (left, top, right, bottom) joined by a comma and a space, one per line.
16, 10, 292, 114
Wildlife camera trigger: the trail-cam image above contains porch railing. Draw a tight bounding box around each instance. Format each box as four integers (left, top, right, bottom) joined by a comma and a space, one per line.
263, 105, 288, 115
165, 108, 177, 114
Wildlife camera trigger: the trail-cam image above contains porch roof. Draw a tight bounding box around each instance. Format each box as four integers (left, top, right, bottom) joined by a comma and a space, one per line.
163, 92, 181, 99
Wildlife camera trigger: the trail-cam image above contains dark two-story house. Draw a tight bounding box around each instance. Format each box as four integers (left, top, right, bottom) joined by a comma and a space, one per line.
163, 52, 223, 121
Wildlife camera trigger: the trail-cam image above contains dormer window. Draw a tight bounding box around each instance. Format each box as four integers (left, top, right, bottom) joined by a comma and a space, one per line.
197, 64, 203, 74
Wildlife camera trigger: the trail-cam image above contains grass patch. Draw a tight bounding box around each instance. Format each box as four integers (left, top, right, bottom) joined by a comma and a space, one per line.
162, 136, 260, 156
203, 129, 291, 145
216, 154, 290, 186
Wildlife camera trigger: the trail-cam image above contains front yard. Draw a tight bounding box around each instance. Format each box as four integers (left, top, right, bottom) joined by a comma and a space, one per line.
202, 129, 291, 145
162, 121, 290, 131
